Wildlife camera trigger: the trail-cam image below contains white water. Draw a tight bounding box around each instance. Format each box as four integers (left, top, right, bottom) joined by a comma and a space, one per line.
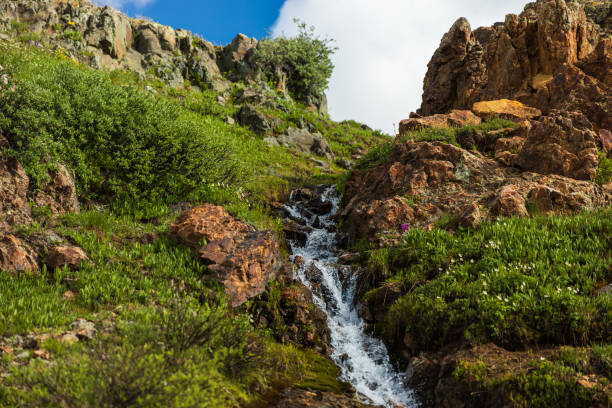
285, 186, 417, 408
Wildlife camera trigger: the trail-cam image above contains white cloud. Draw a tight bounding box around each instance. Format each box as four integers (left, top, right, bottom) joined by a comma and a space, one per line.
272, 0, 529, 133
92, 0, 154, 10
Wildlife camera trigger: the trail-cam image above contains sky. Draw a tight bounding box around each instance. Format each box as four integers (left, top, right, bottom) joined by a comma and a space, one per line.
95, 0, 530, 133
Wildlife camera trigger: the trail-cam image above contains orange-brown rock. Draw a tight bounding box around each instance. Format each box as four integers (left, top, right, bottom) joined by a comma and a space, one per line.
419, 0, 611, 130
494, 136, 526, 154
517, 111, 599, 181
473, 100, 541, 121
169, 204, 249, 248
399, 110, 481, 134
458, 202, 483, 229
491, 186, 528, 217
600, 129, 612, 154
46, 246, 90, 270
0, 151, 31, 225
340, 140, 611, 243
199, 230, 282, 307
0, 234, 38, 273
577, 38, 612, 86
1, 145, 79, 226
171, 204, 282, 307
340, 196, 415, 240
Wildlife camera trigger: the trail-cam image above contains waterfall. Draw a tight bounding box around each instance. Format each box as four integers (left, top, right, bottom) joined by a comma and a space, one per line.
285, 186, 417, 408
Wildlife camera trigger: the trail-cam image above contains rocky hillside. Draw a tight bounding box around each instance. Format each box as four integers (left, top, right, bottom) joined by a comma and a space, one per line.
336, 0, 612, 407
0, 1, 390, 407
418, 0, 611, 131
0, 0, 610, 407
0, 0, 327, 111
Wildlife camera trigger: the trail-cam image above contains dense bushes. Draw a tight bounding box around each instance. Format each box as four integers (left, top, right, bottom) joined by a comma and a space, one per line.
252, 20, 337, 104
363, 210, 612, 352
595, 151, 612, 185
0, 45, 247, 213
2, 298, 302, 408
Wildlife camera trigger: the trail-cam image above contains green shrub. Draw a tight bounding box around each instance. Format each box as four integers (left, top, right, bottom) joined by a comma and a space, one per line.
0, 45, 247, 215
252, 19, 337, 104
595, 151, 612, 185
354, 142, 394, 170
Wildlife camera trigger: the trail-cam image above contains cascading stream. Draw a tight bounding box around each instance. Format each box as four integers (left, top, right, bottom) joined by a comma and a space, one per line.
285, 186, 417, 408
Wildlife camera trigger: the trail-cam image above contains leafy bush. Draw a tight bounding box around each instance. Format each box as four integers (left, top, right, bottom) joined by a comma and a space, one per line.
0, 45, 247, 214
362, 210, 612, 352
252, 19, 337, 104
595, 151, 612, 185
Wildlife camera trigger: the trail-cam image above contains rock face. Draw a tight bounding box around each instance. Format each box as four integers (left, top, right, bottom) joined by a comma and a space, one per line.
0, 149, 79, 227
30, 164, 80, 216
0, 150, 31, 226
517, 110, 599, 180
170, 204, 282, 307
340, 135, 611, 244
419, 0, 611, 130
0, 234, 39, 273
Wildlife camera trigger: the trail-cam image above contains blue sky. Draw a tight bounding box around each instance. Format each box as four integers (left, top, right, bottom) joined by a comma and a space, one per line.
114, 0, 285, 44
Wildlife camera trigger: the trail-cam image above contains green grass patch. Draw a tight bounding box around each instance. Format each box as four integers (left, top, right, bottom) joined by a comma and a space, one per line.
362, 210, 612, 353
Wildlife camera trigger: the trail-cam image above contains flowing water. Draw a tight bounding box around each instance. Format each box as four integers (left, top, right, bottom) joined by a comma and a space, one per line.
285, 186, 417, 408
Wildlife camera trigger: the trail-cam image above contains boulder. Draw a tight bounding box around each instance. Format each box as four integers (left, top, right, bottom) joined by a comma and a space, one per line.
1, 150, 78, 225
276, 127, 333, 159
46, 246, 90, 270
490, 186, 528, 217
169, 204, 249, 249
220, 33, 258, 78
200, 230, 282, 307
473, 100, 541, 121
399, 110, 481, 134
0, 234, 38, 273
340, 197, 415, 242
70, 319, 96, 341
517, 111, 599, 181
171, 204, 282, 306
238, 104, 271, 135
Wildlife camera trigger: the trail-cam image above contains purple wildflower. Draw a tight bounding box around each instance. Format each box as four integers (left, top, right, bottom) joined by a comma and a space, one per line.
401, 223, 409, 231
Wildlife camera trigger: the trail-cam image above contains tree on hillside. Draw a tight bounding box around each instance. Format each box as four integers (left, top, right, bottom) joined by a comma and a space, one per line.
252, 19, 338, 106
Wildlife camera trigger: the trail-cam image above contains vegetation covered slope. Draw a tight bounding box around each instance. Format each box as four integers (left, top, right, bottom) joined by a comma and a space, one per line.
0, 17, 386, 408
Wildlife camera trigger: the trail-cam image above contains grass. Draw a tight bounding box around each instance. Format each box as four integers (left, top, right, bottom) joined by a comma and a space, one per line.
0, 40, 362, 226
0, 36, 384, 406
453, 346, 612, 407
0, 208, 346, 407
361, 210, 612, 353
